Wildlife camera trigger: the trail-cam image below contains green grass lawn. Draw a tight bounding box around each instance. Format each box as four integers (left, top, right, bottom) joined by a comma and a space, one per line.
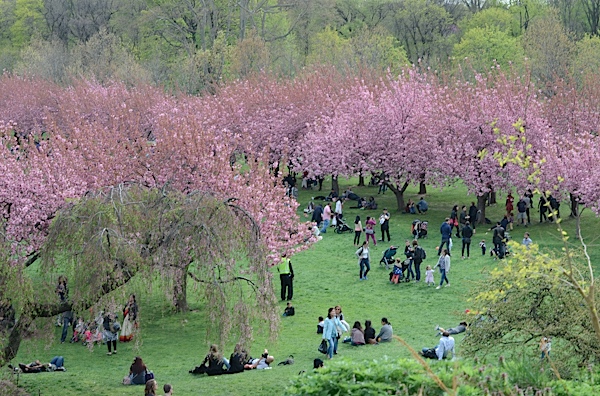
9, 179, 600, 395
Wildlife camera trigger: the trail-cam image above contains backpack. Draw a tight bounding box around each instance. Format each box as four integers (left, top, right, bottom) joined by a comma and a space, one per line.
416, 246, 427, 261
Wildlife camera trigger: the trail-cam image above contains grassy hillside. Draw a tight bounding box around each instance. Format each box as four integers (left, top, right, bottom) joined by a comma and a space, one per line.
9, 179, 599, 395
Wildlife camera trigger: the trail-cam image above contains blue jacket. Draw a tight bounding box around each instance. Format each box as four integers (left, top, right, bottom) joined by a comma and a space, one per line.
322, 318, 338, 340
440, 222, 452, 240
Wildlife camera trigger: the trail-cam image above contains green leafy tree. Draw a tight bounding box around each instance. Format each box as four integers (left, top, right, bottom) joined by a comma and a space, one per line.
453, 26, 524, 73
459, 7, 519, 35
10, 0, 46, 48
464, 242, 600, 367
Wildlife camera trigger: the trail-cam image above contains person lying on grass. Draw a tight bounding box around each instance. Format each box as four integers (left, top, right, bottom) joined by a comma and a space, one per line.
10, 356, 66, 373
244, 349, 274, 370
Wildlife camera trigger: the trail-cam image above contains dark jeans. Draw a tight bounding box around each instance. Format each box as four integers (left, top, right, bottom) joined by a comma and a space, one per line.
354, 231, 362, 245
380, 227, 390, 241
359, 258, 371, 279
280, 274, 293, 300
107, 340, 117, 353
526, 208, 531, 224
414, 260, 422, 281
494, 242, 505, 259
61, 315, 72, 343
438, 239, 450, 255
462, 240, 471, 257
406, 260, 415, 280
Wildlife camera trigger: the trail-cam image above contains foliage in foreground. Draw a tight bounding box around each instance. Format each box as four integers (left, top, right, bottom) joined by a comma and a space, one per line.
464, 241, 600, 367
284, 357, 600, 395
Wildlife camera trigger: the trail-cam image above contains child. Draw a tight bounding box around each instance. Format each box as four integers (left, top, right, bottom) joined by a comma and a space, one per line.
317, 316, 324, 334
283, 302, 295, 317
390, 260, 403, 284
507, 212, 514, 230
425, 265, 434, 286
522, 232, 532, 249
479, 240, 486, 255
71, 318, 86, 343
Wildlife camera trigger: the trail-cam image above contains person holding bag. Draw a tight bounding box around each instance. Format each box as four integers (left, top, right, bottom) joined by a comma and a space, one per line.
322, 308, 341, 359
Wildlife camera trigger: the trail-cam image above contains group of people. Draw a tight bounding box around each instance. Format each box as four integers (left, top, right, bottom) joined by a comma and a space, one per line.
55, 280, 139, 357
190, 344, 275, 375
319, 305, 394, 359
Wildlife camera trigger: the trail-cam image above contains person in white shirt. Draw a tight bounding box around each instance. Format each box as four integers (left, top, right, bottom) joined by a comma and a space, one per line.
421, 331, 455, 360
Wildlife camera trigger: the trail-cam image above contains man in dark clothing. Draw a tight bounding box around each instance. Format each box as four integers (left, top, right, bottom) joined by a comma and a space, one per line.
60, 310, 74, 343
461, 222, 474, 258
468, 202, 478, 231
516, 198, 527, 226
277, 254, 294, 301
311, 204, 323, 226
379, 208, 391, 242
438, 218, 452, 256
492, 222, 506, 259
539, 196, 548, 222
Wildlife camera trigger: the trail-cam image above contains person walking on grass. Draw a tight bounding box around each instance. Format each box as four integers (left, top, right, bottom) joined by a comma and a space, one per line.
323, 308, 340, 359
434, 249, 450, 289
277, 253, 294, 301
356, 241, 371, 281
353, 216, 363, 246
438, 218, 452, 256
365, 216, 377, 245
461, 221, 473, 259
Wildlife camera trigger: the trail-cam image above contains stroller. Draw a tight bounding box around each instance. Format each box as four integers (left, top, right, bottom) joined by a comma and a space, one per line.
334, 215, 352, 234
380, 246, 398, 269
411, 220, 428, 239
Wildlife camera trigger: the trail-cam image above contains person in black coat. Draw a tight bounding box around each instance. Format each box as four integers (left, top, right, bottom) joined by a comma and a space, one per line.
311, 204, 323, 226
461, 222, 474, 258
468, 202, 478, 230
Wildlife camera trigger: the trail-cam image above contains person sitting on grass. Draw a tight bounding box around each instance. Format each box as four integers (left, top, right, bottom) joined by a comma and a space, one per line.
376, 318, 393, 343
317, 316, 324, 334
244, 349, 274, 370
364, 320, 378, 344
123, 356, 148, 385
227, 343, 248, 374
283, 302, 295, 317
190, 344, 229, 375
420, 331, 456, 361
350, 321, 365, 346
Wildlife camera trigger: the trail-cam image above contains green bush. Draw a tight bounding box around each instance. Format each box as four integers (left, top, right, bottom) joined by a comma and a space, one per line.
284, 357, 579, 395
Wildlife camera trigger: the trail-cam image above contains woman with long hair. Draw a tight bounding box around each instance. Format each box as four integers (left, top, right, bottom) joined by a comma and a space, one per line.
364, 320, 377, 344
126, 356, 148, 385
351, 321, 365, 346
353, 216, 362, 246
190, 344, 229, 375
144, 379, 157, 396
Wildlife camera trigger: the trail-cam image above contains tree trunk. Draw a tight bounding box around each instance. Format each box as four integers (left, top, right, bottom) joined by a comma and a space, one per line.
1, 315, 32, 365
570, 193, 579, 218
174, 267, 188, 313
477, 195, 487, 225
387, 181, 409, 212
331, 175, 339, 196
419, 181, 427, 195
489, 190, 497, 205
358, 173, 365, 187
